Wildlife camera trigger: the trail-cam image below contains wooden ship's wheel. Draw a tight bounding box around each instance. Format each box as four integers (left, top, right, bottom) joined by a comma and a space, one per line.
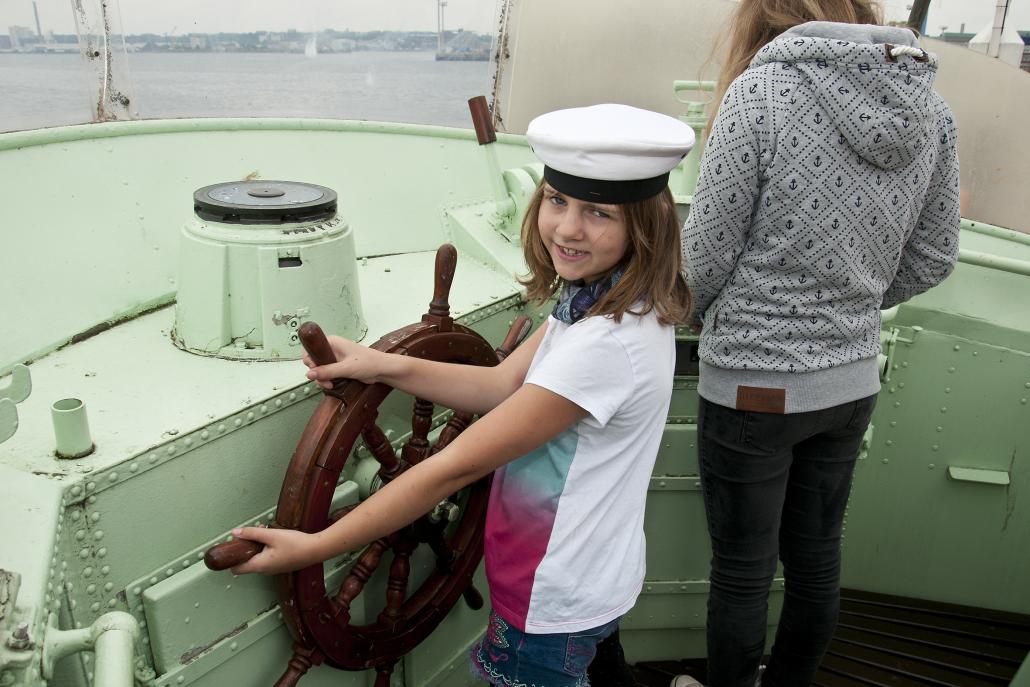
204, 244, 531, 686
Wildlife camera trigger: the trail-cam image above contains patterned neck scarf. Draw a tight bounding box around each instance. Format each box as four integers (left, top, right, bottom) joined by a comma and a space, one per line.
551, 268, 624, 325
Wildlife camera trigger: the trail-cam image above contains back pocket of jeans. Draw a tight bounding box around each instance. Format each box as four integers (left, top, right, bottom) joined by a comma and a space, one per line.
563, 632, 600, 676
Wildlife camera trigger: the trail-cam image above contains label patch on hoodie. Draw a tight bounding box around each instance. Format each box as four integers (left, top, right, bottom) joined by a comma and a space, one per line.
736, 386, 786, 414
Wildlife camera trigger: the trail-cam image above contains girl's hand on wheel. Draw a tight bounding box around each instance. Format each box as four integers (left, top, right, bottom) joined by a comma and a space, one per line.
303, 336, 393, 387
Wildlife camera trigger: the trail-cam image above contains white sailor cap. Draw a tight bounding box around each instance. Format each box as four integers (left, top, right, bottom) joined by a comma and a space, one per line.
526, 103, 695, 204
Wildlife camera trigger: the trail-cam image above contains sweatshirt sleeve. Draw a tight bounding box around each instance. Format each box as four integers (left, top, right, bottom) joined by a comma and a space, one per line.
881, 103, 960, 309
682, 69, 770, 328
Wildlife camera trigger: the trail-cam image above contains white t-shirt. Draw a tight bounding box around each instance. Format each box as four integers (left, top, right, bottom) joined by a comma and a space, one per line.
484, 310, 674, 633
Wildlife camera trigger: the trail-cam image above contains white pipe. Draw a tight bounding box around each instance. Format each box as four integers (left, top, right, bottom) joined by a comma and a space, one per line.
988, 0, 1011, 58
42, 611, 139, 686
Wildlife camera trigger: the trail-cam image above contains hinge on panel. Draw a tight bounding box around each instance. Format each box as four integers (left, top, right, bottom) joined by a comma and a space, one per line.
0, 364, 31, 445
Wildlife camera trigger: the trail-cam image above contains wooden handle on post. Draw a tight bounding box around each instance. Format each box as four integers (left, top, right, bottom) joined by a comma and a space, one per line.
427, 244, 458, 323
299, 322, 336, 367
468, 95, 496, 145
495, 315, 533, 361
204, 538, 265, 571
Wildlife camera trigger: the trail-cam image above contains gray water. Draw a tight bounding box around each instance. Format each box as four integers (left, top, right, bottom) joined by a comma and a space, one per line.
0, 51, 494, 133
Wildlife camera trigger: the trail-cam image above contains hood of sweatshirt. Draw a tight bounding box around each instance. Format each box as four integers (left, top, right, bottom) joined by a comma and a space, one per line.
751, 22, 938, 170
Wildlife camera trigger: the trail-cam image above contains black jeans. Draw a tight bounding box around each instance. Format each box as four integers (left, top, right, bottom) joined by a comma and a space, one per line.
698, 394, 876, 687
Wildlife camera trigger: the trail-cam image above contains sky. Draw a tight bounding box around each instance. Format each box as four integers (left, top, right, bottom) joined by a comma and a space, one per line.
3, 0, 1029, 38
2, 0, 499, 35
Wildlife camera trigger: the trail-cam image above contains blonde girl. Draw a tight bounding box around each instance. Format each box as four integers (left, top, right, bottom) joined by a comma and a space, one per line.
233, 104, 693, 687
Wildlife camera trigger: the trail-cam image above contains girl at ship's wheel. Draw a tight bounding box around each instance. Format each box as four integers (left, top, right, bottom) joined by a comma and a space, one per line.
231, 103, 695, 687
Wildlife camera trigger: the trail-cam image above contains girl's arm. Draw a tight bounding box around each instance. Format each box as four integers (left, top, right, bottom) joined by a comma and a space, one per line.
306, 322, 548, 416
230, 382, 586, 575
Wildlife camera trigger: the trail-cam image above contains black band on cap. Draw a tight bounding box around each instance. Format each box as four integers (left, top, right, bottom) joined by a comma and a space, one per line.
543, 166, 670, 204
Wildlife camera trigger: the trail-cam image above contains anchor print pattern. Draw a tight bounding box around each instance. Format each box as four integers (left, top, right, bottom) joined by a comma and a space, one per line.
682, 32, 960, 375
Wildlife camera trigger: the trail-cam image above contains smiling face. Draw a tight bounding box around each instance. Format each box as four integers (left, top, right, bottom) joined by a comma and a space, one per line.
536, 184, 630, 284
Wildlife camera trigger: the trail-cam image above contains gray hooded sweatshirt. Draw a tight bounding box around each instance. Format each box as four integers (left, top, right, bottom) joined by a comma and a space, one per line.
683, 22, 959, 413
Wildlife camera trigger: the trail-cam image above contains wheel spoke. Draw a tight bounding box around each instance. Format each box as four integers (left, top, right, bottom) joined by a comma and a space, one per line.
401, 398, 434, 464
362, 420, 402, 478
272, 643, 324, 687
380, 536, 417, 623
427, 530, 456, 572
332, 538, 389, 614
373, 664, 395, 687
432, 411, 473, 454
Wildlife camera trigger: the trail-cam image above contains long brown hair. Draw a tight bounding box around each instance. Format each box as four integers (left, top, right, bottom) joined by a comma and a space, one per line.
520, 183, 690, 325
709, 0, 883, 129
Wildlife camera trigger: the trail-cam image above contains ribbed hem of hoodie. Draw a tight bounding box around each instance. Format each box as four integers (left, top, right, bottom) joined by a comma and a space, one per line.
698, 357, 881, 414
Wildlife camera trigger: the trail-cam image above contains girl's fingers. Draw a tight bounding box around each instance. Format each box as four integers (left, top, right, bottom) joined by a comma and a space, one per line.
233, 526, 273, 544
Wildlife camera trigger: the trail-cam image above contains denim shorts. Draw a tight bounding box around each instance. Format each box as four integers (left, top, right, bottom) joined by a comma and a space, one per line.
470, 609, 621, 687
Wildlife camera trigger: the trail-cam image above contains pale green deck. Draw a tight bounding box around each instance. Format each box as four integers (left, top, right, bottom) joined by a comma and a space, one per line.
1, 119, 1028, 686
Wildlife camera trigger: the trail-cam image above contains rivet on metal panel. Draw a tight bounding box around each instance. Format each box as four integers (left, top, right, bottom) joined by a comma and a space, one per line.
97, 548, 107, 558
93, 531, 104, 540
246, 412, 255, 421
953, 345, 961, 351
83, 567, 93, 577
944, 387, 951, 393
166, 446, 175, 455
87, 496, 96, 505
90, 602, 100, 612
888, 387, 895, 394
108, 472, 118, 482
79, 549, 90, 559
902, 362, 909, 368
889, 421, 897, 427
71, 485, 82, 496
881, 459, 889, 464
1021, 398, 1028, 405
233, 419, 242, 427
75, 530, 86, 541
885, 440, 893, 446
86, 482, 96, 491
217, 424, 226, 433
932, 445, 939, 452
940, 407, 947, 413
149, 454, 159, 463
130, 462, 139, 472
107, 599, 116, 608
928, 464, 935, 469
898, 382, 905, 389
893, 401, 900, 408
947, 366, 955, 373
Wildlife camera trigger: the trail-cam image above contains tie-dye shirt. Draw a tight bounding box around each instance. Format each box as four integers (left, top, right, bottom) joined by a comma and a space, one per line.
484, 310, 674, 633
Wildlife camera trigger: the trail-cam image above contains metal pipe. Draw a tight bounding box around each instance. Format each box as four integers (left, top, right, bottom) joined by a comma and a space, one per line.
51, 398, 95, 458
957, 248, 1030, 277
41, 611, 139, 685
988, 0, 1011, 58
961, 218, 1030, 246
